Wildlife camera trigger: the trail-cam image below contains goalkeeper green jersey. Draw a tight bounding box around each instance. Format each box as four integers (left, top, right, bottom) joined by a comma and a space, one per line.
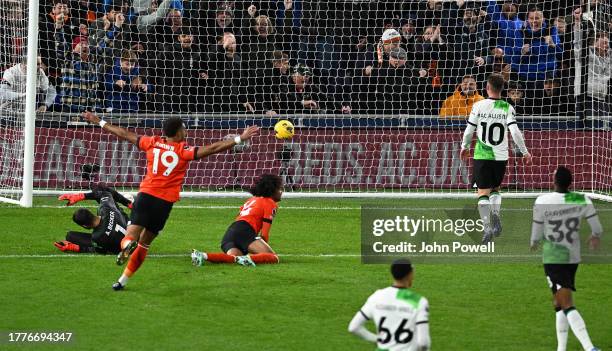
461, 98, 528, 161
531, 192, 603, 264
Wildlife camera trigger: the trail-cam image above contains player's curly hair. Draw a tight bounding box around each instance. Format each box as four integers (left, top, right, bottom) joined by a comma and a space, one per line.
163, 117, 185, 137
249, 174, 283, 198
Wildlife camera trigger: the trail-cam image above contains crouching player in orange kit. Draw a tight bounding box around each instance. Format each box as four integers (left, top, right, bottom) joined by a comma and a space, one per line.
82, 112, 259, 290
191, 174, 283, 267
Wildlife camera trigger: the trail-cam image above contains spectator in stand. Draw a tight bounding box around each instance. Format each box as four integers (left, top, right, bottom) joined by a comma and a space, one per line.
260, 50, 291, 115
200, 4, 239, 47
511, 7, 563, 83
506, 81, 528, 115
475, 47, 513, 84
153, 9, 186, 51
69, 0, 100, 23
274, 0, 302, 55
569, 5, 591, 104
89, 0, 135, 68
449, 6, 490, 81
364, 29, 402, 77
365, 47, 425, 115
414, 25, 450, 114
413, 0, 453, 30
586, 33, 611, 117
298, 1, 342, 78
487, 0, 524, 57
400, 18, 418, 53
277, 64, 341, 114
158, 28, 207, 113
39, 0, 77, 83
439, 74, 484, 118
530, 74, 575, 116
552, 15, 572, 83
242, 15, 279, 80
104, 49, 152, 112
72, 23, 89, 55
207, 32, 255, 113
132, 0, 183, 34
57, 42, 102, 112
0, 57, 57, 113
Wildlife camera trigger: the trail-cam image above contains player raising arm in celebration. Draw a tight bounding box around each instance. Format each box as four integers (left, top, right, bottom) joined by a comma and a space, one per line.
460, 73, 532, 244
348, 259, 430, 351
191, 174, 282, 267
82, 112, 259, 290
531, 166, 603, 351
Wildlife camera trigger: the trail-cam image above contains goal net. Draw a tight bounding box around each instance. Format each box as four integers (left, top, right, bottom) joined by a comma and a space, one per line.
0, 0, 611, 205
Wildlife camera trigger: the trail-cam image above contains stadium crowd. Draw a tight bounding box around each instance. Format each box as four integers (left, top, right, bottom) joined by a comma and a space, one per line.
0, 0, 611, 117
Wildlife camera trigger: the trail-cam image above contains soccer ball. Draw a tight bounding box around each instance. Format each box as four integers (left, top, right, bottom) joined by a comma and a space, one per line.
274, 120, 295, 139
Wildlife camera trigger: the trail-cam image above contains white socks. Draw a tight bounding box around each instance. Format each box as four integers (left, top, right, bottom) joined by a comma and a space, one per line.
565, 308, 594, 351
556, 309, 569, 351
118, 274, 129, 287
477, 195, 491, 227
489, 191, 501, 215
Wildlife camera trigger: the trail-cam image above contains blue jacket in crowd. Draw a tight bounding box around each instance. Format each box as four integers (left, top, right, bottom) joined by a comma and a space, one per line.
511, 22, 563, 80
104, 58, 153, 112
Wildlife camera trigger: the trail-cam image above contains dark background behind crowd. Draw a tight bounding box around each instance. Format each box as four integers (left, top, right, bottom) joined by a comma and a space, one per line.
0, 0, 610, 117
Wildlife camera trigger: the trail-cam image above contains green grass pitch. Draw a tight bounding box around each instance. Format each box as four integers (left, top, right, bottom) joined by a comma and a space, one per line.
0, 197, 610, 350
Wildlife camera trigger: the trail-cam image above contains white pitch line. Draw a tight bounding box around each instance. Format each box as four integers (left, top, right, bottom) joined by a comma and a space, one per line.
10, 205, 612, 211
0, 253, 359, 259
0, 253, 610, 259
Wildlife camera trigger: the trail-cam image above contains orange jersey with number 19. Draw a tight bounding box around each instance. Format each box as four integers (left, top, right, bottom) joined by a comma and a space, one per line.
137, 135, 198, 203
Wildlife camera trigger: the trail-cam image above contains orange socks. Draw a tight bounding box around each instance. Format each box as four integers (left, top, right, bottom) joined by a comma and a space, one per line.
206, 253, 236, 263
204, 252, 279, 264
124, 243, 149, 277
250, 253, 279, 264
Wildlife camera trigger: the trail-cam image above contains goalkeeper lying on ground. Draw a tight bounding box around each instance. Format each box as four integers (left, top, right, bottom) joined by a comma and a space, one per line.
191, 174, 282, 267
54, 185, 132, 254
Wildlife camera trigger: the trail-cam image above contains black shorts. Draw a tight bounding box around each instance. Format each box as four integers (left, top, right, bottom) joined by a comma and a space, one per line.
221, 221, 258, 255
544, 264, 578, 294
130, 192, 174, 235
473, 160, 507, 189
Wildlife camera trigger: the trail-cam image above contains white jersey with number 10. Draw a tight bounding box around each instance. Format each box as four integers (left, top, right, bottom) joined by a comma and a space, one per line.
463, 98, 528, 161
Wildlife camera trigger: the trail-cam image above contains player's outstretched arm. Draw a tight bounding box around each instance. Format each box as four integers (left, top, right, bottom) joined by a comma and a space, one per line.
82, 111, 139, 146
195, 125, 260, 159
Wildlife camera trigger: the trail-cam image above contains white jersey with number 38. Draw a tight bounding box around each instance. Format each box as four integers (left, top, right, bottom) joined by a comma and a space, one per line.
532, 192, 603, 264
360, 287, 429, 351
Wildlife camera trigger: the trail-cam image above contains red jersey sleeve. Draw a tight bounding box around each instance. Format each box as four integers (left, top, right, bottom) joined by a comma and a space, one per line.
138, 135, 154, 151
177, 144, 197, 161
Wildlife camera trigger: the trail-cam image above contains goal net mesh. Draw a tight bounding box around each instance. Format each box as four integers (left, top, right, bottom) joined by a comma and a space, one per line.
0, 0, 611, 200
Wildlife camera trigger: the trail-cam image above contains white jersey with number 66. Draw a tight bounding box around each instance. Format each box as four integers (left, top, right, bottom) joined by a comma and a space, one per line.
359, 287, 429, 351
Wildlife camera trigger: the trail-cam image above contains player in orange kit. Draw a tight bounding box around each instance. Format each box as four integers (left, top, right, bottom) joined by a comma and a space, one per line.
191, 174, 283, 267
82, 111, 259, 290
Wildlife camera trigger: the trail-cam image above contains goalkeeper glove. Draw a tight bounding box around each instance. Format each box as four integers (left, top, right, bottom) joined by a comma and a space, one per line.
54, 240, 80, 253
58, 193, 86, 206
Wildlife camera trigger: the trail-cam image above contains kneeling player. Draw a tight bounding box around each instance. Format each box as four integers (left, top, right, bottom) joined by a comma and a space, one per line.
531, 167, 602, 351
54, 185, 132, 254
191, 174, 282, 267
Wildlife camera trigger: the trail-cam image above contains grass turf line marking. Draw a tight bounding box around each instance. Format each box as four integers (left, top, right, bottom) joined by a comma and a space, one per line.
1, 253, 611, 259
15, 205, 612, 211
